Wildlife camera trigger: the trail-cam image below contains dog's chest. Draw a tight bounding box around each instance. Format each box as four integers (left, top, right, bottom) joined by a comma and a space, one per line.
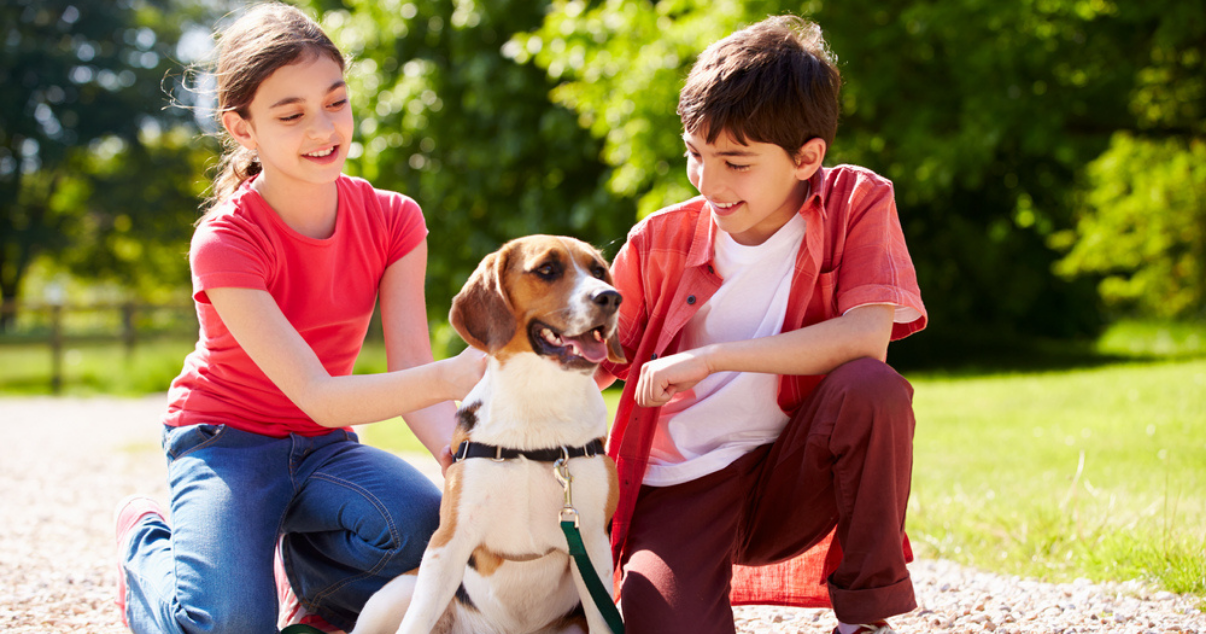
457, 457, 609, 549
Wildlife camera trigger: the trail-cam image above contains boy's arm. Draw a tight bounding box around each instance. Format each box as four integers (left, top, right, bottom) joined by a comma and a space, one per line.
634, 303, 893, 408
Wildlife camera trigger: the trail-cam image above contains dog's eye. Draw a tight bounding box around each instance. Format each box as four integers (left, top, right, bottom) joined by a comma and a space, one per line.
591, 265, 607, 280
534, 263, 561, 280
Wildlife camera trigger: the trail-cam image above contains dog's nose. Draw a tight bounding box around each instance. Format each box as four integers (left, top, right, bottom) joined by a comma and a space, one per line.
592, 289, 622, 314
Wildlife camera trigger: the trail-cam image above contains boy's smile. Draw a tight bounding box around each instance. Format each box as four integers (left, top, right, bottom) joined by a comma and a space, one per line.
683, 128, 824, 246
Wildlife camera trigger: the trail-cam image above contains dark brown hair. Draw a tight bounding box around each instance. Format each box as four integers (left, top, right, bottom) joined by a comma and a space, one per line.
203, 2, 345, 214
678, 16, 841, 159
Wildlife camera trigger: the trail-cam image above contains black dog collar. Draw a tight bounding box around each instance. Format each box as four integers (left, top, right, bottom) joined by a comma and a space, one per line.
454, 439, 605, 463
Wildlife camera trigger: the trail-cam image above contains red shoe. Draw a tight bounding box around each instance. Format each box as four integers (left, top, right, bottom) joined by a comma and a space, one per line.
113, 495, 167, 627
835, 622, 897, 634
276, 537, 345, 633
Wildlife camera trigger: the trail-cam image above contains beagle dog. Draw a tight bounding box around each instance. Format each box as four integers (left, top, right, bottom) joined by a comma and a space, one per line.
352, 235, 625, 634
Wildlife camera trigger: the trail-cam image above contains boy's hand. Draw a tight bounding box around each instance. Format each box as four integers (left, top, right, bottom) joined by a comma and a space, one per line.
636, 350, 712, 407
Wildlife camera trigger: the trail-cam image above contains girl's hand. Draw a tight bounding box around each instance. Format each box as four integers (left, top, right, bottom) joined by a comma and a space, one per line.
437, 443, 456, 476
441, 346, 487, 401
636, 349, 713, 408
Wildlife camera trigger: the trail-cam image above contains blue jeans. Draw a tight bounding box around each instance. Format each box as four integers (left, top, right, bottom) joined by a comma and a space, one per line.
119, 424, 441, 634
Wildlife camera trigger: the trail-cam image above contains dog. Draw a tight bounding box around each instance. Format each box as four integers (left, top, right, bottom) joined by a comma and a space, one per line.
351, 235, 626, 634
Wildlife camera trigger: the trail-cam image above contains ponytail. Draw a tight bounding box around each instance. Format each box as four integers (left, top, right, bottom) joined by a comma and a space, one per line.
202, 144, 261, 219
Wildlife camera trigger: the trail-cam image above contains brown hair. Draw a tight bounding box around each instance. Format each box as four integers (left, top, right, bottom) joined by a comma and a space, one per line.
678, 15, 841, 159
203, 2, 345, 215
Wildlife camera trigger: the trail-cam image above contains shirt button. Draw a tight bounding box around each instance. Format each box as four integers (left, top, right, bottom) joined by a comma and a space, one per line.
650, 353, 658, 360
687, 295, 696, 305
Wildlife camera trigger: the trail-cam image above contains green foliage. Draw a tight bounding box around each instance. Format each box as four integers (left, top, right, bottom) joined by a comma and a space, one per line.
1053, 135, 1206, 318
296, 0, 631, 319
0, 0, 214, 319
519, 0, 1206, 336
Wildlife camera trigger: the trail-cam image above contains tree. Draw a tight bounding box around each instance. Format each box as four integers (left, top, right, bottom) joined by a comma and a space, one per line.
1053, 135, 1206, 318
296, 0, 627, 335
517, 0, 1205, 338
0, 0, 207, 327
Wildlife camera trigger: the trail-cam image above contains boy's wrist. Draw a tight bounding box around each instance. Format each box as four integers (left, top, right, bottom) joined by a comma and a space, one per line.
697, 344, 723, 375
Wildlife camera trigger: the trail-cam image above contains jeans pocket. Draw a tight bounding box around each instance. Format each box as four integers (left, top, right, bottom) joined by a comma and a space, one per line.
163, 423, 228, 461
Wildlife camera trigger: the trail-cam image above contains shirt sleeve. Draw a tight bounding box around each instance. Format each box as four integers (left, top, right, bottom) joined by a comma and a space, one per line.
601, 230, 647, 381
835, 177, 927, 339
189, 219, 272, 304
383, 193, 429, 266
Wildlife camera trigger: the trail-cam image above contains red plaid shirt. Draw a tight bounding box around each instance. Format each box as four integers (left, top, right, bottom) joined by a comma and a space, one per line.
602, 164, 926, 607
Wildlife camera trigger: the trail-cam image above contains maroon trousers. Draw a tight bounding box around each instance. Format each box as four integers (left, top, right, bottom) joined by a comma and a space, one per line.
618, 358, 917, 632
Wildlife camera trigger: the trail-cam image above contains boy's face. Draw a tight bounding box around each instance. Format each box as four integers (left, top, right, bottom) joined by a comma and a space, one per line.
683, 127, 823, 246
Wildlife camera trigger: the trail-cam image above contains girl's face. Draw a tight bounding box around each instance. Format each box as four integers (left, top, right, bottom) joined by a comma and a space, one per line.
223, 54, 353, 193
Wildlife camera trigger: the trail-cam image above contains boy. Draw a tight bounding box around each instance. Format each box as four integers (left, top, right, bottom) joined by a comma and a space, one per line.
597, 16, 927, 634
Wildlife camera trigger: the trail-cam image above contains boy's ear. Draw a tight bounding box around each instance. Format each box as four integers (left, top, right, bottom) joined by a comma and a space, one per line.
793, 138, 827, 180
221, 111, 257, 151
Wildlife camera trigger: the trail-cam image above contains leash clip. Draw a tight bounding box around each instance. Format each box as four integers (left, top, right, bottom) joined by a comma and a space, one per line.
553, 451, 579, 528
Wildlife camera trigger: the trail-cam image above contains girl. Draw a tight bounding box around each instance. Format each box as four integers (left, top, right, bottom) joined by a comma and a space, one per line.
113, 4, 484, 633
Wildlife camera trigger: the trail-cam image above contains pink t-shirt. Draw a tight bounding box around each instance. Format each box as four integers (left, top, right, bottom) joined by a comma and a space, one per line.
162, 175, 427, 437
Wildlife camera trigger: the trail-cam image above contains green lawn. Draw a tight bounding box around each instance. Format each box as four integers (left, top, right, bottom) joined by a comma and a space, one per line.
908, 359, 1205, 595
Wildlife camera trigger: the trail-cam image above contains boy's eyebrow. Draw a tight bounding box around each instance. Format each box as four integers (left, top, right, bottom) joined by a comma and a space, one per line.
268, 80, 347, 109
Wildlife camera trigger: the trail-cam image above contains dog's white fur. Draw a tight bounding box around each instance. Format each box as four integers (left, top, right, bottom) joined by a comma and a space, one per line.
352, 236, 625, 634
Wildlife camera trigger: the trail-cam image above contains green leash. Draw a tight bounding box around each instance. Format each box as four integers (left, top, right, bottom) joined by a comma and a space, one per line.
283, 456, 624, 634
554, 457, 625, 634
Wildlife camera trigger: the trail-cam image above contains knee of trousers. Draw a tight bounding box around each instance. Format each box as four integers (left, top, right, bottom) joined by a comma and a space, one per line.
828, 358, 911, 405
823, 358, 914, 434
172, 593, 278, 634
374, 496, 442, 576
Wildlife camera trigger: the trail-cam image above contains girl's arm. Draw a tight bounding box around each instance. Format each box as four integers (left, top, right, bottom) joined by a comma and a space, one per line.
204, 240, 484, 432
377, 239, 478, 471
634, 303, 894, 408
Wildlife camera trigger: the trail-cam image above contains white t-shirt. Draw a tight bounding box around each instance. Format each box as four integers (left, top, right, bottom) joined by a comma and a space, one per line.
644, 214, 807, 486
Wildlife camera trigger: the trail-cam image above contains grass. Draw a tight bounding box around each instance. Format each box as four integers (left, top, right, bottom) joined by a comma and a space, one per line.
2, 318, 1204, 597
908, 359, 1206, 595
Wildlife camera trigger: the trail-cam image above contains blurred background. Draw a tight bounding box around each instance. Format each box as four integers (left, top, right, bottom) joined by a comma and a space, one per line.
1, 0, 1203, 601
2, 0, 1204, 378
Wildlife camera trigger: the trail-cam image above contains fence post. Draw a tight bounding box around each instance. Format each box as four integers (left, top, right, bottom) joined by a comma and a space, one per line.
50, 303, 64, 394
45, 283, 66, 394
122, 301, 137, 360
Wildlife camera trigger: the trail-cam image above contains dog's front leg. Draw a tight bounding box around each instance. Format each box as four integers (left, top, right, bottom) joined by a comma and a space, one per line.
395, 465, 478, 634
393, 530, 475, 634
569, 524, 618, 634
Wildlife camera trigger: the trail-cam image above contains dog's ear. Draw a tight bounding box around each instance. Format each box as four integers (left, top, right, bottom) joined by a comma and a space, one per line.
450, 246, 517, 352
605, 331, 627, 365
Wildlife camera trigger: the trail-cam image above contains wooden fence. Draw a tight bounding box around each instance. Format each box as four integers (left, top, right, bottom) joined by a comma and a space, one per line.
0, 300, 197, 393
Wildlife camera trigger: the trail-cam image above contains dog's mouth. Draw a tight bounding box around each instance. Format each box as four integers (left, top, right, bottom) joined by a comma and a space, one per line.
529, 320, 612, 367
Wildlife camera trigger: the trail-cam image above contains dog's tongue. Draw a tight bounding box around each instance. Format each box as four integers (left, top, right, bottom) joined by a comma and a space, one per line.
565, 333, 608, 363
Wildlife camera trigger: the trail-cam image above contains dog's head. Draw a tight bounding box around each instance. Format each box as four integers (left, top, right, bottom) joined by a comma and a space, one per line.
450, 235, 626, 372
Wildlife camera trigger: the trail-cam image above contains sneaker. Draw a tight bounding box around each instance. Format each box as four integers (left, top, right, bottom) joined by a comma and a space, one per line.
113, 495, 167, 627
275, 537, 346, 634
834, 622, 897, 634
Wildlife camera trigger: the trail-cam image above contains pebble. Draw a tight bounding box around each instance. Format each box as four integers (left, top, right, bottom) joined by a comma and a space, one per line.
2, 397, 1204, 634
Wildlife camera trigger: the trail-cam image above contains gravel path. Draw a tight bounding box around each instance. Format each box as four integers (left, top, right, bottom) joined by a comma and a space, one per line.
1, 396, 1202, 634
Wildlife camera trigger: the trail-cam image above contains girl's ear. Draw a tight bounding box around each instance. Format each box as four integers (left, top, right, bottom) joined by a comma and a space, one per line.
222, 111, 257, 151
793, 138, 827, 181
